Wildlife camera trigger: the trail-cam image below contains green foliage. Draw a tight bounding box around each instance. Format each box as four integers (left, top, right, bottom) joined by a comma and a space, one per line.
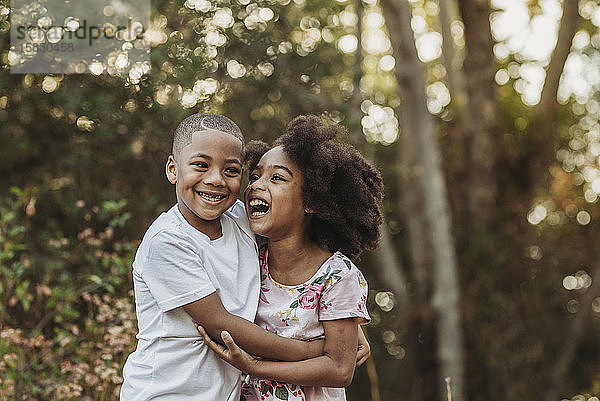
0, 187, 138, 400
0, 293, 137, 400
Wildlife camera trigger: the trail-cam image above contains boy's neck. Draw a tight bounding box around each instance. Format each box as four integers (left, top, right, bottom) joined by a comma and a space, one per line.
177, 204, 223, 240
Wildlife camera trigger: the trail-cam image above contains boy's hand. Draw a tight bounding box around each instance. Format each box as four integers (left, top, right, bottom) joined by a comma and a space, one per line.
356, 326, 371, 367
196, 323, 257, 373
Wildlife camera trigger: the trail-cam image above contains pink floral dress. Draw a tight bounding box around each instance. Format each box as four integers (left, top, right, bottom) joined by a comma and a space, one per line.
242, 248, 370, 401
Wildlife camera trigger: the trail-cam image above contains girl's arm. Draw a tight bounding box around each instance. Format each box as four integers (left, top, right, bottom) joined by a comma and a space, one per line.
198, 318, 359, 387
356, 325, 371, 367
183, 292, 323, 362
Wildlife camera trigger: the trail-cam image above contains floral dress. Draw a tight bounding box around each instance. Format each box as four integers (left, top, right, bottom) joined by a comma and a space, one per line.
242, 248, 370, 401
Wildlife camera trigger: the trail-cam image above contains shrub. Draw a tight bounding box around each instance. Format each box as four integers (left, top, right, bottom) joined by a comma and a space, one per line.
0, 187, 138, 400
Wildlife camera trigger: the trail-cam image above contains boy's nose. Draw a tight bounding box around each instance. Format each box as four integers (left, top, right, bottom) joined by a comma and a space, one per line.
203, 168, 226, 186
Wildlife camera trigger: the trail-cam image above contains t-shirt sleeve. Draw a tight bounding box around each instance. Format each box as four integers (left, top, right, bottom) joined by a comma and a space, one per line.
225, 199, 256, 241
142, 230, 216, 312
319, 258, 371, 324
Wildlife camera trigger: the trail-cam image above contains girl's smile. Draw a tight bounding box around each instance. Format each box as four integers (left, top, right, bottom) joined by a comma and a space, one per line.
248, 197, 270, 218
244, 146, 308, 240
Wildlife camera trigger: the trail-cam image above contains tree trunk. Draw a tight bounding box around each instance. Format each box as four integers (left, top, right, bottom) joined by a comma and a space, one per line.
374, 225, 410, 317
438, 0, 467, 110
380, 1, 466, 400
399, 137, 431, 304
544, 264, 600, 401
438, 0, 469, 229
457, 0, 499, 225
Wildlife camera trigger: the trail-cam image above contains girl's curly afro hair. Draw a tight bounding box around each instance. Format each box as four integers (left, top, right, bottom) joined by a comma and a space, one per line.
244, 115, 384, 258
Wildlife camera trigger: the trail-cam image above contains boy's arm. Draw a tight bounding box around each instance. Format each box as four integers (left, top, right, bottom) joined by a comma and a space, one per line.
183, 292, 323, 362
197, 318, 359, 387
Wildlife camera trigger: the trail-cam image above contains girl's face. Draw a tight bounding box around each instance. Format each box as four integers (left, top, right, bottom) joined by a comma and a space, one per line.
244, 146, 309, 241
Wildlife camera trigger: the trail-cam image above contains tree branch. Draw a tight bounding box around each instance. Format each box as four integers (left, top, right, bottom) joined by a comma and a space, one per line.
537, 0, 581, 116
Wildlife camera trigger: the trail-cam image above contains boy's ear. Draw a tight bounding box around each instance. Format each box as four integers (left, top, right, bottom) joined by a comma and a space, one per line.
165, 155, 177, 184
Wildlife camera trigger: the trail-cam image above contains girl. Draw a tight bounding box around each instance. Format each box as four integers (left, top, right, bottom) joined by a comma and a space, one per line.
198, 115, 384, 400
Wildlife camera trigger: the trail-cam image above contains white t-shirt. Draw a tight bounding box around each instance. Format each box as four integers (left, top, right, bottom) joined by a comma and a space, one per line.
120, 200, 260, 401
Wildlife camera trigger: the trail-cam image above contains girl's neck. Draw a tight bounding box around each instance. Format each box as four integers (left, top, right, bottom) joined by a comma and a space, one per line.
267, 235, 332, 285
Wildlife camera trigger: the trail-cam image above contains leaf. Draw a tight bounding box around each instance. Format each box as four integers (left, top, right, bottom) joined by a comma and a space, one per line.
289, 300, 298, 308
275, 386, 289, 400
260, 382, 271, 394
21, 297, 30, 312
344, 259, 352, 270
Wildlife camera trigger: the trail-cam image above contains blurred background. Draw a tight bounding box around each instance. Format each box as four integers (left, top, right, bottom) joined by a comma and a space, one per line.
2, 0, 600, 400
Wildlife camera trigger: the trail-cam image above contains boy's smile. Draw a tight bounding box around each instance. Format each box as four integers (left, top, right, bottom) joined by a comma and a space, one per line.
166, 129, 243, 238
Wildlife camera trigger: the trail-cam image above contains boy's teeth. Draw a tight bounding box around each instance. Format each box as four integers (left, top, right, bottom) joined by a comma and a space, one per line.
200, 193, 225, 201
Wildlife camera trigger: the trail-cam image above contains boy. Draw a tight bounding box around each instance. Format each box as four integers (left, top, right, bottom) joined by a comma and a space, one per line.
120, 114, 323, 401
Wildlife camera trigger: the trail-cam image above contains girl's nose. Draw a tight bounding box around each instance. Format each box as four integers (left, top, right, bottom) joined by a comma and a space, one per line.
248, 178, 265, 192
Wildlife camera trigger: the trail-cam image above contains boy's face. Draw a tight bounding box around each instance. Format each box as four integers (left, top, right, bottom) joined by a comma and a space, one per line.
166, 129, 243, 235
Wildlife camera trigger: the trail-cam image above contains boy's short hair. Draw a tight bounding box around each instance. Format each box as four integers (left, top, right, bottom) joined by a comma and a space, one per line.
172, 113, 244, 157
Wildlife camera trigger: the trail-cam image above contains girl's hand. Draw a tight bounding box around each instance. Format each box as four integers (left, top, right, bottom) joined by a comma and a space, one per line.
196, 324, 257, 373
356, 326, 371, 367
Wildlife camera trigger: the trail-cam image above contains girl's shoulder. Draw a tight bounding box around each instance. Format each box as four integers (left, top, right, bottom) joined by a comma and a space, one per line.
315, 251, 366, 289
325, 251, 361, 274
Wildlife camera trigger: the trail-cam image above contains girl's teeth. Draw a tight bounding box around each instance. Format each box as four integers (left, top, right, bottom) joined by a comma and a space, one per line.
249, 198, 269, 214
249, 199, 269, 207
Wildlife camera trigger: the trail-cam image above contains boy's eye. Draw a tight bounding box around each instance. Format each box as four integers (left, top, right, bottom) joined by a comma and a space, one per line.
225, 167, 241, 176
193, 162, 208, 169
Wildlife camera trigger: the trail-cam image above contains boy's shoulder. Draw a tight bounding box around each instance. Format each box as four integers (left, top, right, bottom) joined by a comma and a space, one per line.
223, 199, 246, 221
140, 205, 192, 246
223, 199, 254, 241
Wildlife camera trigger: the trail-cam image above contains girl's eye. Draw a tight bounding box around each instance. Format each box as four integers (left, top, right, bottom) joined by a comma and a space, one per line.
271, 175, 286, 182
249, 173, 259, 182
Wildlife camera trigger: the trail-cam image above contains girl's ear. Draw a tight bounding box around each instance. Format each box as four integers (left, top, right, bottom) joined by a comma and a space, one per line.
165, 155, 177, 184
304, 208, 315, 214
